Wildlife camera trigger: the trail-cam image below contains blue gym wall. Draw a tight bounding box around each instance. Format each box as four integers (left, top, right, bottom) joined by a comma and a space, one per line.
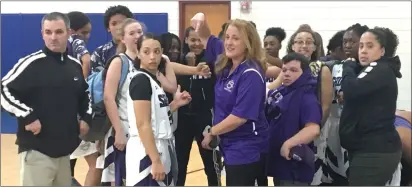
1, 13, 168, 133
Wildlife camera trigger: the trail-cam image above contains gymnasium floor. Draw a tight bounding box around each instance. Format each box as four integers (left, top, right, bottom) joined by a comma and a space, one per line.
1, 134, 274, 186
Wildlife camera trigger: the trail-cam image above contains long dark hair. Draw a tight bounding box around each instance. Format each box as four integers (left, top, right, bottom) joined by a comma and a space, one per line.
134, 33, 167, 71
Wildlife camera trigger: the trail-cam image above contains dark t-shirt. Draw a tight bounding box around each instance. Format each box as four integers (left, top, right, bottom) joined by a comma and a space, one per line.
129, 69, 161, 101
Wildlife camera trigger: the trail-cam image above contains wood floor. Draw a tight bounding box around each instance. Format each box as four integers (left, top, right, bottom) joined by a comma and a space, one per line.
1, 134, 273, 186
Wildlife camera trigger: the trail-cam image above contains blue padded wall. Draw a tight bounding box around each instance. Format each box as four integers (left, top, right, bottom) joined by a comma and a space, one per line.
1, 13, 168, 133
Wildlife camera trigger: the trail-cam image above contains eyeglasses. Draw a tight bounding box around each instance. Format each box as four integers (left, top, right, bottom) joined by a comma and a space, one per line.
294, 40, 315, 46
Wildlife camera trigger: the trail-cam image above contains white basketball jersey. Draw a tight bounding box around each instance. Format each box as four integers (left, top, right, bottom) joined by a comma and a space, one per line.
127, 71, 174, 140
98, 53, 137, 183
116, 53, 137, 137
330, 63, 343, 118
322, 62, 349, 183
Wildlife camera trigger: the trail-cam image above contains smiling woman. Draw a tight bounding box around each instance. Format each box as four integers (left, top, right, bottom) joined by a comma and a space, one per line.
190, 13, 269, 186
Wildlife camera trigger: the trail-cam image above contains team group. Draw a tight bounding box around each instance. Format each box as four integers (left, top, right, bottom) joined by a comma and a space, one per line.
1, 4, 411, 187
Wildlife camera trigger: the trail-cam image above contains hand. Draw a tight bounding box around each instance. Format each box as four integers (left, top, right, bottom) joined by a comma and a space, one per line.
276, 71, 285, 82
342, 58, 359, 70
309, 61, 322, 77
185, 52, 196, 66
201, 131, 213, 150
79, 120, 89, 137
95, 140, 102, 152
173, 85, 192, 107
151, 159, 165, 181
191, 12, 206, 32
196, 62, 211, 76
337, 91, 344, 104
280, 140, 294, 160
25, 119, 41, 135
114, 131, 127, 151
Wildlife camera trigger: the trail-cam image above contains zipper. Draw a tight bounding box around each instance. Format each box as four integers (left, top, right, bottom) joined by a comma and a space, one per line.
252, 122, 258, 135
188, 77, 193, 109
201, 88, 206, 101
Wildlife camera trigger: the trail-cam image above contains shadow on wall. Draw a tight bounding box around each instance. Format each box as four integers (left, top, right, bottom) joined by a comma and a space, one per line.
0, 13, 169, 78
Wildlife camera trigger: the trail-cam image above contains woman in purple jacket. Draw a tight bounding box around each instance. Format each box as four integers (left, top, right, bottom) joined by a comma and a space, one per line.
192, 13, 269, 186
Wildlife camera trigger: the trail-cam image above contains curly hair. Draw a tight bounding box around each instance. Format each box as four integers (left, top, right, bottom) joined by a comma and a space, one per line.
326, 30, 345, 55
366, 27, 399, 57
67, 11, 90, 31
346, 23, 369, 38
103, 5, 134, 29
264, 27, 286, 43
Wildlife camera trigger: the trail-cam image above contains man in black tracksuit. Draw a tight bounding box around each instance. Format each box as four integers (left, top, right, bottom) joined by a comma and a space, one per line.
0, 12, 92, 186
174, 51, 219, 186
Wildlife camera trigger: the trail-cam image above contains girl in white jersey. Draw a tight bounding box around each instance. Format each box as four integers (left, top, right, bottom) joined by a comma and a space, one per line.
100, 18, 178, 186
126, 33, 192, 186
99, 18, 212, 186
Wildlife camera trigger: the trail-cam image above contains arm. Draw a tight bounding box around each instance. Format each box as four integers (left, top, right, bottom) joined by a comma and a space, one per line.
170, 62, 198, 75
72, 39, 91, 77
320, 66, 333, 124
396, 127, 411, 164
90, 46, 104, 73
341, 62, 389, 100
266, 53, 283, 68
285, 96, 322, 146
170, 62, 210, 76
210, 115, 247, 136
267, 73, 283, 90
158, 55, 177, 94
204, 36, 224, 65
395, 110, 412, 164
1, 58, 38, 125
286, 123, 321, 146
80, 54, 91, 77
192, 13, 224, 65
169, 100, 181, 113
129, 76, 161, 164
134, 100, 161, 163
211, 71, 264, 136
103, 57, 124, 134
265, 66, 281, 79
193, 14, 212, 49
77, 65, 93, 125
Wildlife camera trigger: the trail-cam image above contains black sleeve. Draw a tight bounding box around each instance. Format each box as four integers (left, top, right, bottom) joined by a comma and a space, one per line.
341, 61, 390, 101
129, 74, 152, 101
1, 57, 38, 125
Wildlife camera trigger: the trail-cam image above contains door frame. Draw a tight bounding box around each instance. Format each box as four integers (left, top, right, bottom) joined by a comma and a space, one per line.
178, 1, 231, 39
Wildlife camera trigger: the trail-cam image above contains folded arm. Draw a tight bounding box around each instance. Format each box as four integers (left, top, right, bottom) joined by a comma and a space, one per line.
342, 62, 389, 100
1, 57, 40, 125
